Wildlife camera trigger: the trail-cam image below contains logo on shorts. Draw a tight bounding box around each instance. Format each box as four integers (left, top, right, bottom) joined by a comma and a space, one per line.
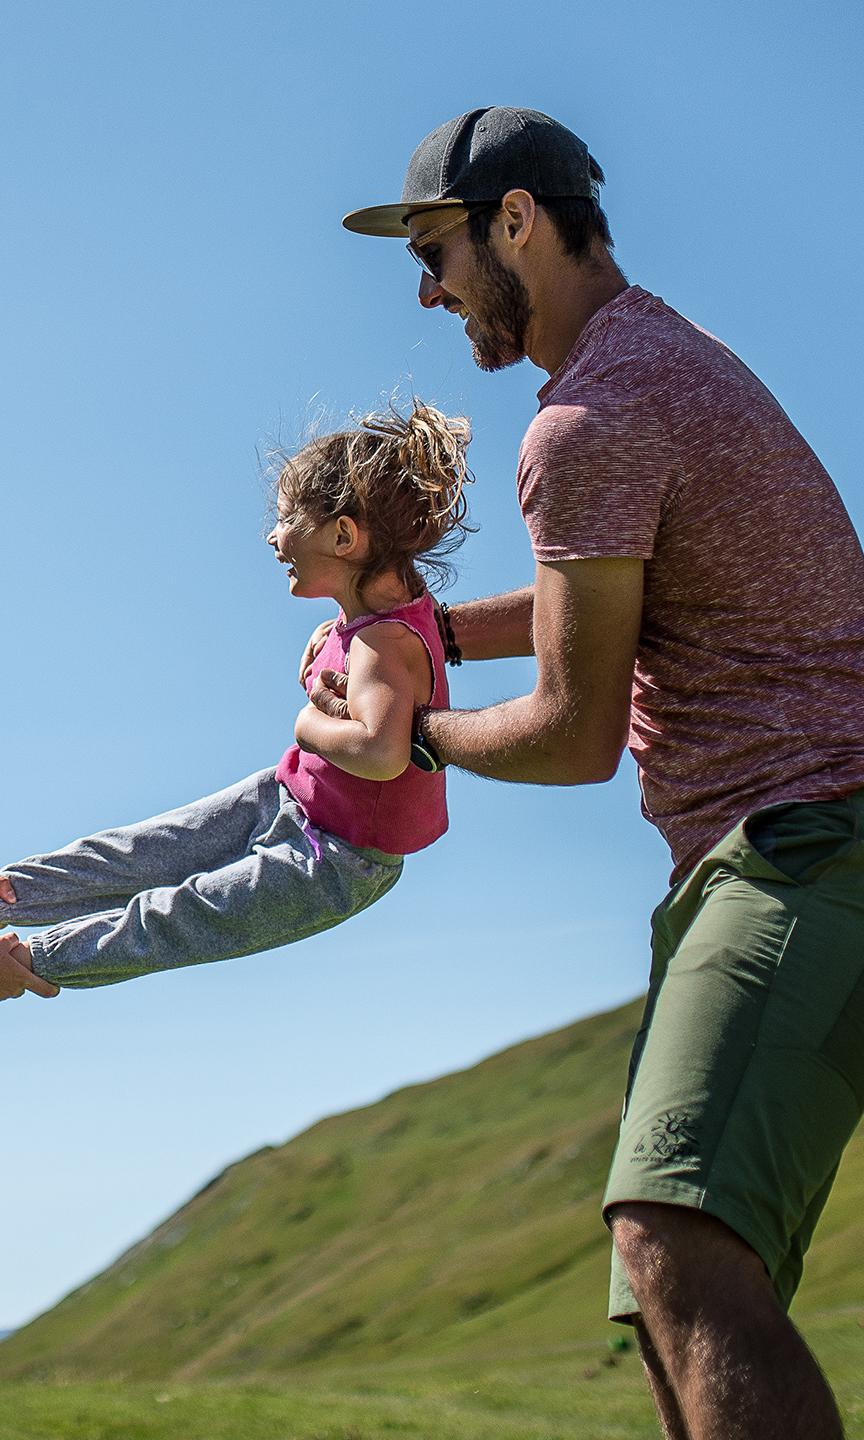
631, 1111, 698, 1163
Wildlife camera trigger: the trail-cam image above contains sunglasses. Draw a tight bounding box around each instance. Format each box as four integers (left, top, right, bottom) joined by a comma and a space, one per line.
406, 204, 498, 282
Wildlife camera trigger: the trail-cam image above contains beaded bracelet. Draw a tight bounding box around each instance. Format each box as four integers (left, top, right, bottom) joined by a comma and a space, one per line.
437, 600, 463, 667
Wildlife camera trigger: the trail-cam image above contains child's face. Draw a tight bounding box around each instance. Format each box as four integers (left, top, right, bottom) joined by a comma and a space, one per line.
267, 505, 363, 601
268, 509, 335, 599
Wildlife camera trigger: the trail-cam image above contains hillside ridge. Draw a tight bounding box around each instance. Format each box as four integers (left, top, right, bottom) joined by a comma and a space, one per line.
1, 996, 861, 1383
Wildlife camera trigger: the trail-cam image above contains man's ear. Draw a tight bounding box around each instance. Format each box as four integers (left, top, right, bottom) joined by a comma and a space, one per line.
500, 189, 536, 249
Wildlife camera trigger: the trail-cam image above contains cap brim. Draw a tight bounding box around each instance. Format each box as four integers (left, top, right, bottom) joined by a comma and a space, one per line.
342, 199, 467, 237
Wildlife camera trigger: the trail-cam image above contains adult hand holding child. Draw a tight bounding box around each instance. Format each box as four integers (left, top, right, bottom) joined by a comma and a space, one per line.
308, 668, 350, 722
1, 876, 59, 999
0, 933, 60, 1001
298, 619, 337, 688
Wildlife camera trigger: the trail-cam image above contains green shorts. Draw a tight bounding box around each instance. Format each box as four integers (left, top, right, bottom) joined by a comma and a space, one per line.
603, 788, 864, 1324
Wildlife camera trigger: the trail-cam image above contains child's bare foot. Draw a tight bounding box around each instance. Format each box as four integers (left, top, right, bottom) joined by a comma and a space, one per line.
0, 933, 60, 1000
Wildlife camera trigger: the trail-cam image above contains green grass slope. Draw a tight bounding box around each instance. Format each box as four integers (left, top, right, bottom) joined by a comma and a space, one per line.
1, 997, 862, 1387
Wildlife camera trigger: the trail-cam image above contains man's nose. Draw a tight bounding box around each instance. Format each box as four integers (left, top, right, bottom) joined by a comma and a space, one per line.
418, 272, 446, 309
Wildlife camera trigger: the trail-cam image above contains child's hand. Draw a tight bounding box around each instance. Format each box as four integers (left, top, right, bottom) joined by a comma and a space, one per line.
0, 875, 16, 908
299, 619, 337, 689
0, 933, 60, 1001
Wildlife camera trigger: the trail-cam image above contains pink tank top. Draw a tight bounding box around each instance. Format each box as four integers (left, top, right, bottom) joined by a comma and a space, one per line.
275, 592, 449, 855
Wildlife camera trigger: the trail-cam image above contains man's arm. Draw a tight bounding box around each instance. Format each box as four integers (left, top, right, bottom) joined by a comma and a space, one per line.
422, 557, 643, 784
447, 586, 535, 659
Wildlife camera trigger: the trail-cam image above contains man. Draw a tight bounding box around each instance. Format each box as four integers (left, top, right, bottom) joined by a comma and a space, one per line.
333, 108, 864, 1439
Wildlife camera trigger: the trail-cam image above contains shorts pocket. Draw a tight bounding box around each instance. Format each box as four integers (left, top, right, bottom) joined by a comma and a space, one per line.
745, 797, 857, 885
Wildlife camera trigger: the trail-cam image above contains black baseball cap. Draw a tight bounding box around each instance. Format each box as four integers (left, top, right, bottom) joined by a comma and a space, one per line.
343, 106, 601, 238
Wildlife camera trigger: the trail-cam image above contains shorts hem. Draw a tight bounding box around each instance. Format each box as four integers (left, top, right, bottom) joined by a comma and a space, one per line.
602, 1178, 708, 1230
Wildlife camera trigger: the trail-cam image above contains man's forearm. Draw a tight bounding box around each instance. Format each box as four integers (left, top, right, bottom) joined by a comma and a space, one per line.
448, 587, 535, 660
421, 692, 621, 786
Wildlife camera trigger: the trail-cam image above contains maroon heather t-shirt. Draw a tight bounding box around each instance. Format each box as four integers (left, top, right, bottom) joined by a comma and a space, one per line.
517, 284, 864, 882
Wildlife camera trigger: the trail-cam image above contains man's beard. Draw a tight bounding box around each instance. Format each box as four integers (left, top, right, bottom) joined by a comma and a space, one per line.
467, 244, 532, 372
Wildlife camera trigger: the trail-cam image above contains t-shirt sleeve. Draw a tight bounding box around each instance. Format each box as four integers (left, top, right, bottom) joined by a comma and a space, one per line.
516, 391, 678, 563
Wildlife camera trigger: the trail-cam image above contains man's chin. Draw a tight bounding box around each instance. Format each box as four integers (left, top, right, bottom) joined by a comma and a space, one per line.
470, 336, 526, 372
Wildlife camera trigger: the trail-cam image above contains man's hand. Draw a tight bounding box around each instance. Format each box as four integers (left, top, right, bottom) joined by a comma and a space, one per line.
0, 933, 60, 1001
298, 619, 338, 689
308, 668, 350, 721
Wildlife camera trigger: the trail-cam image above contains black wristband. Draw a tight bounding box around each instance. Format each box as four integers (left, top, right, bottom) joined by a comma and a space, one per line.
410, 706, 446, 773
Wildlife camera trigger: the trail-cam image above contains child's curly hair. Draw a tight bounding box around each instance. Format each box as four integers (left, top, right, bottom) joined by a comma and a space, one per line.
274, 402, 474, 599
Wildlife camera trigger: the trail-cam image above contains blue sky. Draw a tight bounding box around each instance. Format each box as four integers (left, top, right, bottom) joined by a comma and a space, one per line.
2, 0, 862, 1329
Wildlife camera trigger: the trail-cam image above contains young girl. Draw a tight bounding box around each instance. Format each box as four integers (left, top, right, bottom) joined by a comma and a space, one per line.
0, 403, 471, 998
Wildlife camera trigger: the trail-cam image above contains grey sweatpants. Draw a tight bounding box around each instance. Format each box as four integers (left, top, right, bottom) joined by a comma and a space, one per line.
0, 769, 403, 988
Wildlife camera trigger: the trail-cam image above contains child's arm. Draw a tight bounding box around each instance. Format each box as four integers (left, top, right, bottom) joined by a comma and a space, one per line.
295, 623, 430, 782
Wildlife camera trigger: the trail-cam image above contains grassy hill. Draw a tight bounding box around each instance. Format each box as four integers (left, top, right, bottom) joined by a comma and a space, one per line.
1, 996, 862, 1390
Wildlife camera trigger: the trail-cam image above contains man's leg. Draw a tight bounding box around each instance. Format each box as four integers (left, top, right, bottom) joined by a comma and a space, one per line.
602, 797, 864, 1439
633, 1320, 692, 1440
611, 1202, 844, 1440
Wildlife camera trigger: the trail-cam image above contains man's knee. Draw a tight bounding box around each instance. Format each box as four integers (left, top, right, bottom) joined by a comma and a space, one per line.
609, 1200, 769, 1305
